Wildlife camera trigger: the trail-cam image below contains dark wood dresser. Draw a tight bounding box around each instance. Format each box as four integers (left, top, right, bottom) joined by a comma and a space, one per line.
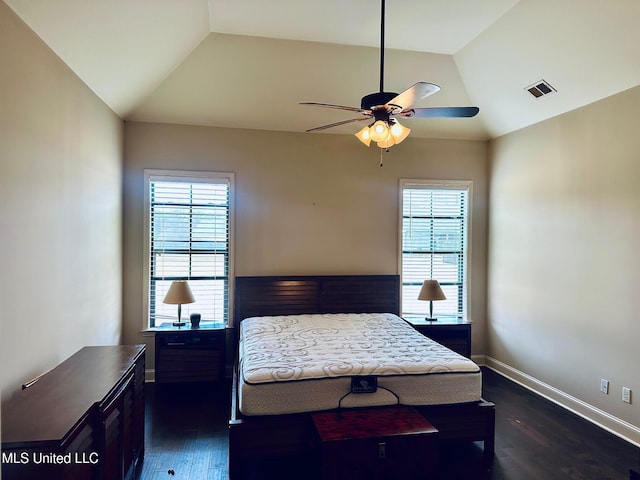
1, 345, 145, 480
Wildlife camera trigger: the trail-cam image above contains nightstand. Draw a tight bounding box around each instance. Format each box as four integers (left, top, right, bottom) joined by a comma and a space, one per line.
403, 316, 472, 358
152, 322, 226, 384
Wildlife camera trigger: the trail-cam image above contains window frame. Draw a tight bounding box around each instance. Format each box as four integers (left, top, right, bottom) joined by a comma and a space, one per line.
142, 169, 235, 330
398, 179, 472, 320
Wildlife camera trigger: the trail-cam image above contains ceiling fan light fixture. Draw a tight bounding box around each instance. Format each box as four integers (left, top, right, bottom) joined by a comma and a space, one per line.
300, 0, 478, 156
355, 126, 372, 146
370, 120, 390, 142
389, 120, 410, 144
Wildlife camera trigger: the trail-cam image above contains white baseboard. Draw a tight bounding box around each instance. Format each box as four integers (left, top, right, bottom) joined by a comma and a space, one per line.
484, 355, 640, 448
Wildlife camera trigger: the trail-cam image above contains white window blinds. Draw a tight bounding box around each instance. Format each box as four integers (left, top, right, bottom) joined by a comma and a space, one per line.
145, 171, 233, 327
401, 181, 470, 317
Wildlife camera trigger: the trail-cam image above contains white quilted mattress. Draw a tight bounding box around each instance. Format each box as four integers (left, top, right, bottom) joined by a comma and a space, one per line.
238, 313, 482, 416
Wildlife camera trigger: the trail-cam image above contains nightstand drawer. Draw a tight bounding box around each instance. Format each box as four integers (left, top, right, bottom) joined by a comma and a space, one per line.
158, 332, 222, 348
157, 349, 221, 383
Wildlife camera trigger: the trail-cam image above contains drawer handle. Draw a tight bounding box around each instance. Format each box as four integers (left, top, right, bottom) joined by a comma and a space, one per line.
166, 342, 186, 346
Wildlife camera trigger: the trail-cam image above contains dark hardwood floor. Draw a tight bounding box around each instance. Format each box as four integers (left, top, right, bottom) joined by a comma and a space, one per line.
137, 369, 639, 480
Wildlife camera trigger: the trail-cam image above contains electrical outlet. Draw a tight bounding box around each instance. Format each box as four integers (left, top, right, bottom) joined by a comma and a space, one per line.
622, 387, 632, 404
600, 379, 609, 394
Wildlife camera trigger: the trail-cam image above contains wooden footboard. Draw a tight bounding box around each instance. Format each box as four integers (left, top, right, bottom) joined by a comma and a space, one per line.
415, 400, 496, 465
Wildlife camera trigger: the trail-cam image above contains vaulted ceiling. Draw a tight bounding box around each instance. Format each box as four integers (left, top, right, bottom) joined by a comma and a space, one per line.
5, 0, 640, 140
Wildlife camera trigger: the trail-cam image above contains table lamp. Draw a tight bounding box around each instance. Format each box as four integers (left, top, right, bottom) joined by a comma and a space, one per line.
417, 279, 446, 321
163, 280, 195, 327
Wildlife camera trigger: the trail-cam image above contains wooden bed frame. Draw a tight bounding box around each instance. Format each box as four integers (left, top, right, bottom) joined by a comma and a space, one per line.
228, 275, 495, 478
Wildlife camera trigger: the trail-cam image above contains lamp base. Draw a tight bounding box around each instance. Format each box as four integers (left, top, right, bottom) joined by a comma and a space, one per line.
425, 317, 438, 322
172, 321, 186, 327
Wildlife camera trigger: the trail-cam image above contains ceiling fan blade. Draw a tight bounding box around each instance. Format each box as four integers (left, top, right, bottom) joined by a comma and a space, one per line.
386, 82, 441, 113
400, 106, 479, 119
305, 117, 371, 133
300, 102, 369, 114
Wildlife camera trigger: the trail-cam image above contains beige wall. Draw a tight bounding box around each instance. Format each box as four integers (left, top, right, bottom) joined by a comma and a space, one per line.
122, 122, 488, 367
0, 3, 123, 400
488, 85, 640, 444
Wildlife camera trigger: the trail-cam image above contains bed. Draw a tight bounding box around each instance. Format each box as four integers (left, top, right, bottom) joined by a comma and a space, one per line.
228, 275, 495, 478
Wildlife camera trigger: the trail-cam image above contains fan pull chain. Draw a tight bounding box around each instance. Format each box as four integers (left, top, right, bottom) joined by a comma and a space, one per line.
379, 147, 390, 167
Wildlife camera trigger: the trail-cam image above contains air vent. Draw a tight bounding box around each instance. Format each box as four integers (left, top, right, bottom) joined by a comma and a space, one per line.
525, 79, 556, 98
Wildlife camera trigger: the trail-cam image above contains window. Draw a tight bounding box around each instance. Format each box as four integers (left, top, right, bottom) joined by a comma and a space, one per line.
400, 180, 470, 318
144, 170, 234, 328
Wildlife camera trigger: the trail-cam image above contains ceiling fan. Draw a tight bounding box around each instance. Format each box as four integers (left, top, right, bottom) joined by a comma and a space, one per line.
300, 0, 479, 149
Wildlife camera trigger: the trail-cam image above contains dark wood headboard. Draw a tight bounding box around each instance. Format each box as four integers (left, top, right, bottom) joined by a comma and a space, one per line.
234, 275, 400, 325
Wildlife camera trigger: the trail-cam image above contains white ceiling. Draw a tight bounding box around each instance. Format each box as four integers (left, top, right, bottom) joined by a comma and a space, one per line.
5, 0, 640, 140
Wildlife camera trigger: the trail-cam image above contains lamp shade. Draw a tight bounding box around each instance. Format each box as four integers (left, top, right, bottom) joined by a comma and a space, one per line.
370, 120, 390, 142
355, 126, 372, 146
389, 120, 411, 144
417, 280, 446, 301
163, 280, 195, 305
